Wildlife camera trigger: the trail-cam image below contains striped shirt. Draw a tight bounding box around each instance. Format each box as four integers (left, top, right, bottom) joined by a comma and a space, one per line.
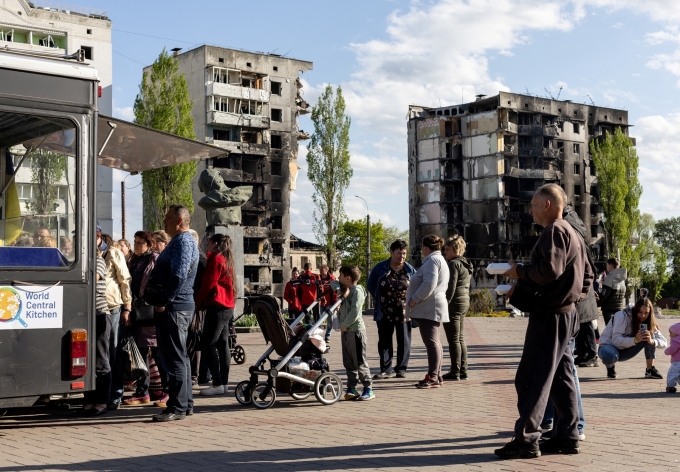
96, 255, 110, 314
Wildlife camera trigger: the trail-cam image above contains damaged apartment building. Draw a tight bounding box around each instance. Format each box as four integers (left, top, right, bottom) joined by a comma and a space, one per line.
408, 92, 634, 294
170, 46, 313, 303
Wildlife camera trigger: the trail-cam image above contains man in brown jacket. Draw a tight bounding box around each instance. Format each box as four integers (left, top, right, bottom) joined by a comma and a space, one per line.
495, 184, 592, 459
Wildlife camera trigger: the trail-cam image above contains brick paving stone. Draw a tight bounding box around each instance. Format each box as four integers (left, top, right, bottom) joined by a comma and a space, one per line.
1, 315, 680, 471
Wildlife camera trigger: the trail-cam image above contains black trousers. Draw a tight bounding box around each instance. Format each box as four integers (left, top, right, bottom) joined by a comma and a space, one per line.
302, 303, 320, 324
602, 310, 617, 328
84, 311, 112, 406
376, 319, 411, 374
135, 346, 169, 397
514, 308, 580, 445
575, 321, 597, 360
202, 307, 233, 387
443, 312, 468, 376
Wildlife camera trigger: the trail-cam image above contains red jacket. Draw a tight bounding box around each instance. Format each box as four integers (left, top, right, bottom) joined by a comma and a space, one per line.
318, 273, 338, 307
284, 280, 302, 311
195, 251, 235, 309
298, 270, 318, 306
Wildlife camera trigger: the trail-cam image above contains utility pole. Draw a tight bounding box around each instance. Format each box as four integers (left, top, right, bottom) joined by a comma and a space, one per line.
121, 180, 126, 240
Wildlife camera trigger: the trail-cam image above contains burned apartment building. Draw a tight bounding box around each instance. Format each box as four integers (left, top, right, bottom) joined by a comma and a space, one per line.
170, 45, 313, 303
408, 92, 634, 294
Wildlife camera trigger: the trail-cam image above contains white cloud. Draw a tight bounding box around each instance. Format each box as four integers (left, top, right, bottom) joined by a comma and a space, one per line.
112, 99, 134, 121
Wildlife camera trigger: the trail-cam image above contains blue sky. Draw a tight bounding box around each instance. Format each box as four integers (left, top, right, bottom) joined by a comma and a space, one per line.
89, 0, 680, 242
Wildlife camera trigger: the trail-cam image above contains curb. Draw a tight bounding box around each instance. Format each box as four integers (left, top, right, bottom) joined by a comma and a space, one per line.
235, 326, 261, 333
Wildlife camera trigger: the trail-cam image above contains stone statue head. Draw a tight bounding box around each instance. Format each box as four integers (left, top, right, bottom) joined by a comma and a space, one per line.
198, 168, 226, 194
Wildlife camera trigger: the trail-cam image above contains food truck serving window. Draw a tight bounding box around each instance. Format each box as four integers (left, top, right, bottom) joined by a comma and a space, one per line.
0, 111, 77, 268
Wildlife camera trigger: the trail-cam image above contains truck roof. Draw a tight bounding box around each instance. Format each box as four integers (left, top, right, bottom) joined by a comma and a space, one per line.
0, 48, 99, 82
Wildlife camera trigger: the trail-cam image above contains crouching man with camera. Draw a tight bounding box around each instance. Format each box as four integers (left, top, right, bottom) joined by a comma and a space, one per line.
598, 298, 667, 380
495, 184, 592, 460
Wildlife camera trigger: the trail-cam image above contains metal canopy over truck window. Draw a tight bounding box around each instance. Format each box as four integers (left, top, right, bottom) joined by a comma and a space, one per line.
96, 115, 226, 173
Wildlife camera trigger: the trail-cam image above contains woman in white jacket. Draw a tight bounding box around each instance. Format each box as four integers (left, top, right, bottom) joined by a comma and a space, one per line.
406, 234, 450, 389
599, 298, 667, 380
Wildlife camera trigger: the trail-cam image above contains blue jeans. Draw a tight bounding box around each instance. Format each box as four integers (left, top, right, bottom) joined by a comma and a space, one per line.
598, 342, 656, 367
108, 307, 125, 404
155, 310, 194, 414
542, 339, 585, 435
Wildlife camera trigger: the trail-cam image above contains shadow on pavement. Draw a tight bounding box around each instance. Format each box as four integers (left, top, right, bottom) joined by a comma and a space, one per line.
0, 436, 509, 471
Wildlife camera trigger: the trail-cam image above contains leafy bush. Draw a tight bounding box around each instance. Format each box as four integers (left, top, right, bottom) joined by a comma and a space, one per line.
467, 310, 511, 318
235, 313, 258, 327
469, 289, 495, 315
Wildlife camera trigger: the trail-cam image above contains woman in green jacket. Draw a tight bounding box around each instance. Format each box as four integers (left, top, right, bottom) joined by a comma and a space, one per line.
442, 235, 473, 380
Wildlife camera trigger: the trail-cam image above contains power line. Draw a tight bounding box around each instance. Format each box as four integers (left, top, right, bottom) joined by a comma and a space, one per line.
113, 49, 145, 66
112, 28, 199, 45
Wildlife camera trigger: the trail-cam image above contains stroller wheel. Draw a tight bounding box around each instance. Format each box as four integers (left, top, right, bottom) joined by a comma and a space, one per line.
232, 345, 247, 365
235, 381, 253, 406
314, 372, 343, 405
251, 382, 276, 409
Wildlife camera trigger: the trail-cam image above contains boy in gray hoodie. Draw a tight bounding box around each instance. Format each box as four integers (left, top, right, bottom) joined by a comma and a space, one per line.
330, 265, 374, 401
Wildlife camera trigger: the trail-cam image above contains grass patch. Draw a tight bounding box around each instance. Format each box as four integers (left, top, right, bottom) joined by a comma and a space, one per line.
468, 311, 511, 318
235, 313, 258, 327
660, 309, 680, 317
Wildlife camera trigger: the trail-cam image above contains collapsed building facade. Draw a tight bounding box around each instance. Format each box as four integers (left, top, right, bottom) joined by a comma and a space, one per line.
407, 92, 634, 295
171, 45, 313, 304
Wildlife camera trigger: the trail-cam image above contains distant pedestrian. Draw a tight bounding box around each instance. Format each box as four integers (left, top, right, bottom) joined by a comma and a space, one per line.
299, 262, 319, 324
318, 264, 338, 345
442, 235, 472, 381
406, 234, 449, 389
330, 266, 374, 401
597, 258, 627, 327
148, 205, 199, 422
284, 267, 303, 319
664, 323, 680, 393
196, 233, 236, 396
598, 298, 666, 380
367, 239, 415, 380
495, 184, 591, 459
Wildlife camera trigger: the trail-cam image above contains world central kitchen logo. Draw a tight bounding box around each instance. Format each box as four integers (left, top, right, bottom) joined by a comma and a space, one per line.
0, 288, 60, 328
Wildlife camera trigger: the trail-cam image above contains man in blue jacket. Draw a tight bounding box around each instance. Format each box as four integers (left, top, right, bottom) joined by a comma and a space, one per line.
366, 239, 416, 379
149, 205, 199, 422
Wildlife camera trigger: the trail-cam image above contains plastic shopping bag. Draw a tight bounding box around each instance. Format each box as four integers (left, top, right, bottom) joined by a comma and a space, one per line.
120, 332, 149, 382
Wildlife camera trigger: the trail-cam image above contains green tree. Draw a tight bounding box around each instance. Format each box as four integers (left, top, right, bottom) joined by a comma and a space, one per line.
655, 216, 680, 272
307, 85, 352, 271
382, 226, 409, 257
337, 219, 390, 285
634, 213, 669, 300
590, 128, 642, 272
134, 48, 197, 231
28, 150, 67, 216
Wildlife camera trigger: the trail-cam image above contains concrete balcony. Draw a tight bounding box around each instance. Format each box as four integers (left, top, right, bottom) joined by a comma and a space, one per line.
243, 226, 270, 238
543, 148, 561, 158
207, 111, 270, 129
243, 254, 283, 266
500, 122, 518, 133
507, 168, 561, 180
518, 125, 543, 135
207, 82, 270, 102
212, 140, 270, 155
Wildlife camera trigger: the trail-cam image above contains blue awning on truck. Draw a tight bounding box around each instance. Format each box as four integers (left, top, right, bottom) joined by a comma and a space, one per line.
96, 115, 226, 173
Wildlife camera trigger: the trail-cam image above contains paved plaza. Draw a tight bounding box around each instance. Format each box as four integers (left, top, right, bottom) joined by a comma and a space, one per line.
1, 315, 679, 472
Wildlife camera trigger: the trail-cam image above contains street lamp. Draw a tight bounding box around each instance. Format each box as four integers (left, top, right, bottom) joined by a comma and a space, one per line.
355, 195, 371, 287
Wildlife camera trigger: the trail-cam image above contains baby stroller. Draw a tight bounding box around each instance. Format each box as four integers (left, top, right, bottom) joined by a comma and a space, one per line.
234, 295, 343, 409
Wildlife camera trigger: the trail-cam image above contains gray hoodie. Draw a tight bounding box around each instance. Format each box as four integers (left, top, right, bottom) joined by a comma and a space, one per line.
406, 251, 450, 323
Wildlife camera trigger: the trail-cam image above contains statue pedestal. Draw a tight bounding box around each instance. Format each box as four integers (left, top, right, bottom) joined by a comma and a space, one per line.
207, 226, 245, 316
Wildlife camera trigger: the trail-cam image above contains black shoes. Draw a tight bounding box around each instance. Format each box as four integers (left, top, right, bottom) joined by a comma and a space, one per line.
578, 356, 599, 367
373, 371, 396, 380
645, 366, 663, 379
460, 373, 468, 380
494, 438, 541, 459
152, 410, 186, 422
667, 387, 677, 393
441, 371, 460, 381
539, 437, 580, 455
606, 366, 617, 379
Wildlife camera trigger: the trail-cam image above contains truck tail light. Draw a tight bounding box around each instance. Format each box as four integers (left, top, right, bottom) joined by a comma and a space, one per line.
70, 329, 87, 378
98, 85, 102, 97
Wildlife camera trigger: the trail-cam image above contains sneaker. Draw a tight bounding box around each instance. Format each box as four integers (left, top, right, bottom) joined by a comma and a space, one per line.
357, 387, 375, 401
415, 375, 440, 389
579, 356, 599, 368
122, 394, 150, 405
200, 385, 226, 396
666, 386, 677, 393
539, 437, 580, 455
344, 388, 360, 401
540, 422, 553, 432
578, 432, 586, 441
395, 371, 407, 378
372, 371, 396, 380
460, 373, 468, 380
606, 366, 617, 379
153, 394, 169, 408
645, 366, 663, 379
494, 438, 541, 459
152, 410, 186, 422
441, 371, 460, 381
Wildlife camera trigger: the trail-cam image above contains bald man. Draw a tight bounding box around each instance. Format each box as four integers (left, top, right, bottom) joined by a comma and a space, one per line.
495, 183, 593, 459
